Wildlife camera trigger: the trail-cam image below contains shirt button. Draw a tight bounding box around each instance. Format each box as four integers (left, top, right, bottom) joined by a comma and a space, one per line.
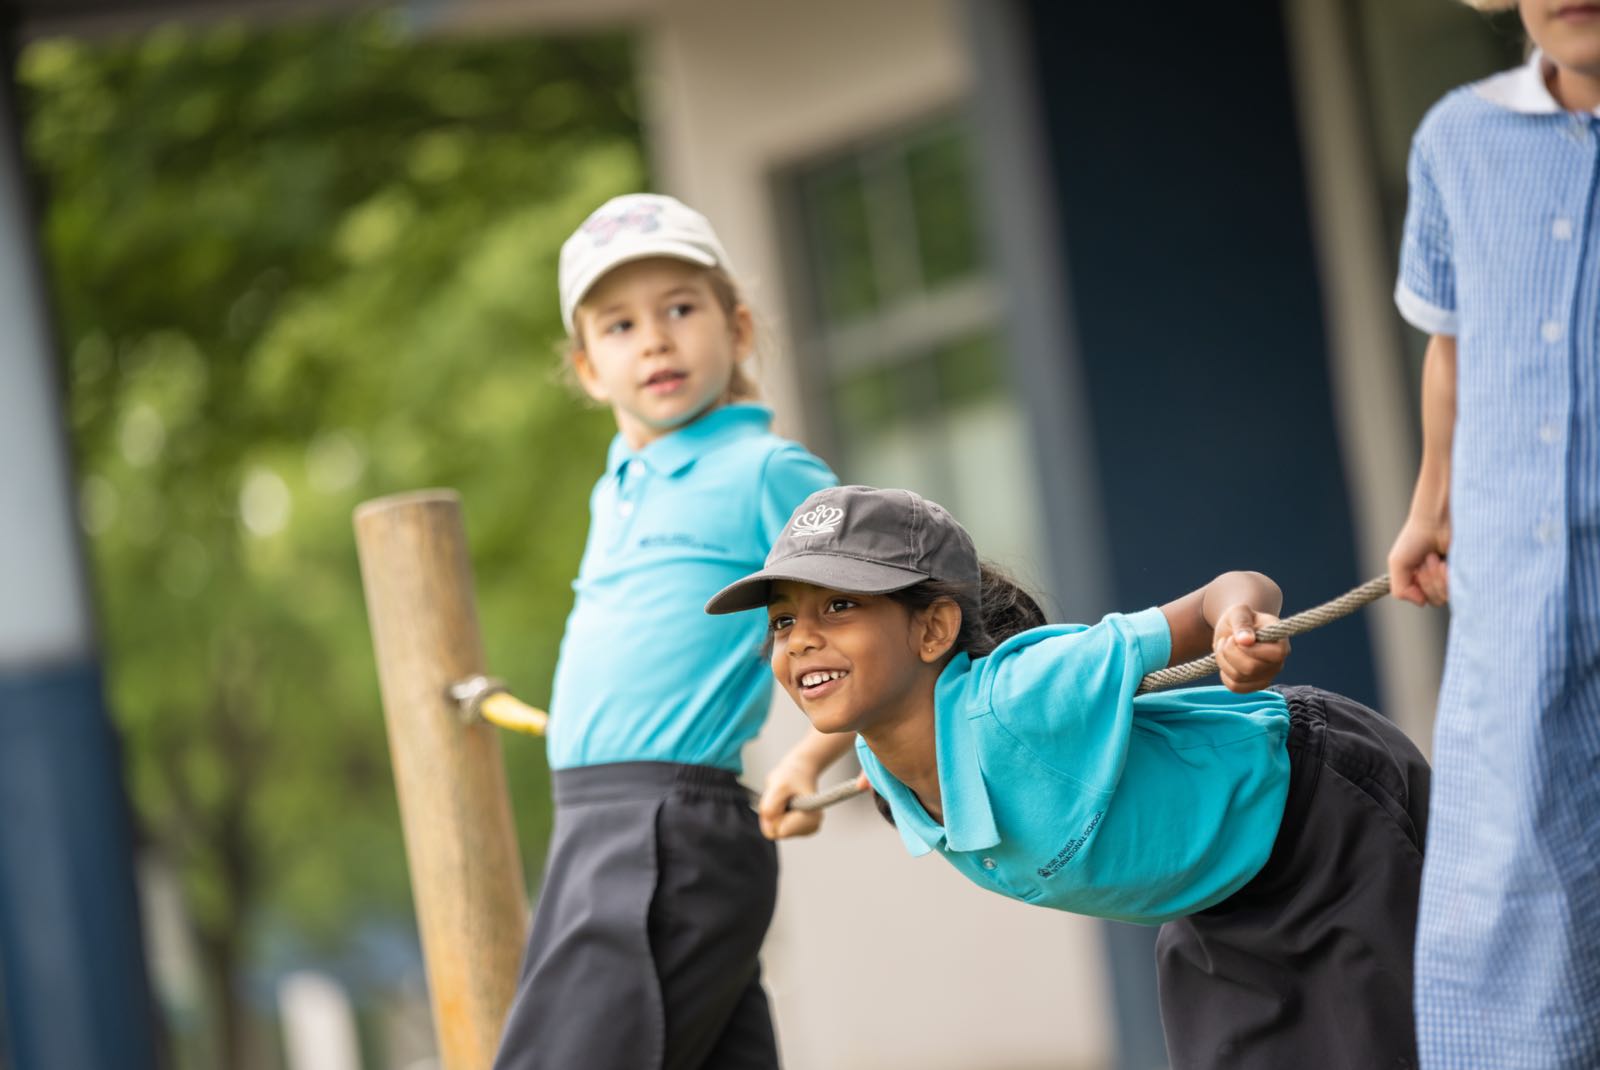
618, 500, 635, 517
1542, 320, 1564, 343
1536, 521, 1556, 544
1553, 218, 1574, 241
981, 857, 997, 870
1540, 424, 1560, 444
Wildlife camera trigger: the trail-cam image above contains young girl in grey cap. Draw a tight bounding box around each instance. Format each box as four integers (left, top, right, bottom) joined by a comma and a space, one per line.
492, 194, 834, 1070
708, 484, 1429, 1070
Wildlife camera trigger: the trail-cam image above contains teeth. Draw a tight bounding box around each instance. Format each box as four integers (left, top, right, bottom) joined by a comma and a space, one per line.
801, 670, 847, 688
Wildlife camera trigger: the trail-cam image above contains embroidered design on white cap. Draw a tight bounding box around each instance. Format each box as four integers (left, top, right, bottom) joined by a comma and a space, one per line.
581, 202, 664, 246
791, 505, 844, 537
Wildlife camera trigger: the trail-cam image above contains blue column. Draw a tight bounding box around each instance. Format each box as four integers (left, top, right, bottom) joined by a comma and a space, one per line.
0, 43, 159, 1070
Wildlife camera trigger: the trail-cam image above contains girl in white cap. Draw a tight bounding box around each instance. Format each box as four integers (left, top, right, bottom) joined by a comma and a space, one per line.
493, 194, 835, 1070
711, 484, 1429, 1069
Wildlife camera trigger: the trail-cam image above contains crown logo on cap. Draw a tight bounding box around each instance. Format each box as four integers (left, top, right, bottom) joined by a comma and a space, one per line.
791, 505, 843, 537
582, 203, 664, 247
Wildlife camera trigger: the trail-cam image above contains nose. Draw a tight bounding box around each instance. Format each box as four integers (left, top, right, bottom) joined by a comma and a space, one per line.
786, 615, 822, 656
638, 314, 672, 356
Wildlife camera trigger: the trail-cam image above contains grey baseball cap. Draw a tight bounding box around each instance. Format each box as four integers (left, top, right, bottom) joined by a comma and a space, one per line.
559, 193, 733, 334
705, 485, 980, 615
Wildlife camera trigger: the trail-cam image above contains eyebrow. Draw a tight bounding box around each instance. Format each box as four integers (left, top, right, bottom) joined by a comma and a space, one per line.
587, 285, 702, 320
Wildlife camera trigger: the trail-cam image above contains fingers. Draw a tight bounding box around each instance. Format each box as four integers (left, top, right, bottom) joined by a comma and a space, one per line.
757, 767, 826, 840
770, 810, 824, 840
1389, 556, 1426, 606
1214, 609, 1288, 692
1416, 553, 1449, 606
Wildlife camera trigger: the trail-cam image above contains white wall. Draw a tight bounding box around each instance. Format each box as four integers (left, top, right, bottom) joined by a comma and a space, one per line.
638, 3, 1114, 1066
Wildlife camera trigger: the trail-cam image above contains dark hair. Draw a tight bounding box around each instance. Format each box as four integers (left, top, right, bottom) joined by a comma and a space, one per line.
869, 562, 1045, 825
885, 561, 1046, 659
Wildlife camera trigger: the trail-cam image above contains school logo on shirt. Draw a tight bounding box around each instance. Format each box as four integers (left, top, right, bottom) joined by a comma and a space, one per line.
1037, 810, 1103, 879
790, 505, 843, 537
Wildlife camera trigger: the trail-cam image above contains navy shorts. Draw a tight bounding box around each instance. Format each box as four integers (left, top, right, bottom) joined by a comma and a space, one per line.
493, 762, 779, 1070
1156, 686, 1430, 1070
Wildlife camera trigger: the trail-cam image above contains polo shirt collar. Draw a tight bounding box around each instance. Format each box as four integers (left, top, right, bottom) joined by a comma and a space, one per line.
870, 653, 1001, 858
606, 403, 773, 478
1474, 50, 1600, 116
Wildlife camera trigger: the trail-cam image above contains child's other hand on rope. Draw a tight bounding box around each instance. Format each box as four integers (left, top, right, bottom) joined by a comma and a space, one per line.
1388, 517, 1450, 607
1212, 604, 1290, 692
758, 759, 868, 839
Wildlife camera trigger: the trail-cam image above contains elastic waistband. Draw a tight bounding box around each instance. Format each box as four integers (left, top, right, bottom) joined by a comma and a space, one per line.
1280, 685, 1329, 751
552, 761, 753, 807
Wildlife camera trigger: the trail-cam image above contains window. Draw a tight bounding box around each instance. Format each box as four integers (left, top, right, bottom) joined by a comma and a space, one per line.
784, 115, 1047, 579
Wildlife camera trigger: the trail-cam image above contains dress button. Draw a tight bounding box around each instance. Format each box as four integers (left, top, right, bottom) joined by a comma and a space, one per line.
618, 500, 635, 517
1540, 424, 1559, 444
1553, 218, 1574, 241
1542, 320, 1564, 343
981, 857, 997, 870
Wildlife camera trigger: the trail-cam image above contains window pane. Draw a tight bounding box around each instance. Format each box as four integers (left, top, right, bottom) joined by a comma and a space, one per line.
906, 125, 981, 288
801, 162, 879, 323
934, 331, 1004, 405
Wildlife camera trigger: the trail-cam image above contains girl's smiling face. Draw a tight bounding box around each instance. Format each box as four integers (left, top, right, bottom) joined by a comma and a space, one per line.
766, 580, 951, 735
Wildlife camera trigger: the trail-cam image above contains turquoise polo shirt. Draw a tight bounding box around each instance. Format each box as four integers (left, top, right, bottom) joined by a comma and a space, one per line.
856, 608, 1292, 925
548, 404, 835, 772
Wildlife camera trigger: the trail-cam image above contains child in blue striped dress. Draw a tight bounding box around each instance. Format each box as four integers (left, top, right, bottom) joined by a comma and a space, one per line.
1387, 4, 1600, 1066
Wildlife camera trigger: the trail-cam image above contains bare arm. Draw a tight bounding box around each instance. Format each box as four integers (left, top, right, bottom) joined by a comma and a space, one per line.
1160, 571, 1287, 692
1388, 333, 1455, 606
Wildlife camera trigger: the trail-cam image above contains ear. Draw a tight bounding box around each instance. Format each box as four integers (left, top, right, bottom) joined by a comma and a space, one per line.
916, 598, 963, 664
729, 302, 756, 361
571, 347, 611, 404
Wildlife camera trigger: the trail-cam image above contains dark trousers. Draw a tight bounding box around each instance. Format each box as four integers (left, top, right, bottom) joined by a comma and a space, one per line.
493, 762, 780, 1070
1156, 686, 1430, 1070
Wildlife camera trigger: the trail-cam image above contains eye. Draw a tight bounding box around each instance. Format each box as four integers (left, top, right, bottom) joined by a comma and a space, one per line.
602, 318, 632, 335
768, 614, 794, 633
825, 597, 857, 614
667, 301, 696, 319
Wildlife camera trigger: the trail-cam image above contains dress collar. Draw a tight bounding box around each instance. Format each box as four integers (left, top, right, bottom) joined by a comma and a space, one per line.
605, 403, 773, 479
1473, 50, 1600, 116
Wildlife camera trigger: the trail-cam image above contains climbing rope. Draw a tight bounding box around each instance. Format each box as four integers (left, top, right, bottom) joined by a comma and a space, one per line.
788, 574, 1393, 812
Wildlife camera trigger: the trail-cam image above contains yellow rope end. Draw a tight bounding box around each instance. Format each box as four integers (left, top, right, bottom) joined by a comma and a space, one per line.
479, 692, 549, 736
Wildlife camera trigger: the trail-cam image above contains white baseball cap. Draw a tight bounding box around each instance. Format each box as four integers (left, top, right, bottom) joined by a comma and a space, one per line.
558, 193, 734, 334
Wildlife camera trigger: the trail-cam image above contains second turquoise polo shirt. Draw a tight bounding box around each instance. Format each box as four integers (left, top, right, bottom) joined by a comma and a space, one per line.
857, 608, 1292, 924
548, 404, 836, 772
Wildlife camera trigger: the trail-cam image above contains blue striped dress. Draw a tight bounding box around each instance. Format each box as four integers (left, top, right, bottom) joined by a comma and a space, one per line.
1396, 51, 1600, 1069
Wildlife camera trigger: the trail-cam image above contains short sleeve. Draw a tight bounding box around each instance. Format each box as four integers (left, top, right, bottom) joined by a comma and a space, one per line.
977, 611, 1168, 791
1395, 131, 1459, 336
756, 444, 837, 546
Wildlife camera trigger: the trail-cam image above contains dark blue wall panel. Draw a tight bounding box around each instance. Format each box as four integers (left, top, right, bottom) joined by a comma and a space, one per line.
1021, 0, 1379, 709
0, 663, 157, 1070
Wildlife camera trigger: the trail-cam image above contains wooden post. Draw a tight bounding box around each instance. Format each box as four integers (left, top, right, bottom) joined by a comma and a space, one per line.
353, 490, 528, 1069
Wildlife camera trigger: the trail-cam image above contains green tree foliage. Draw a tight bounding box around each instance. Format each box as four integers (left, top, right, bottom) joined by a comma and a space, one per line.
18, 13, 641, 1061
